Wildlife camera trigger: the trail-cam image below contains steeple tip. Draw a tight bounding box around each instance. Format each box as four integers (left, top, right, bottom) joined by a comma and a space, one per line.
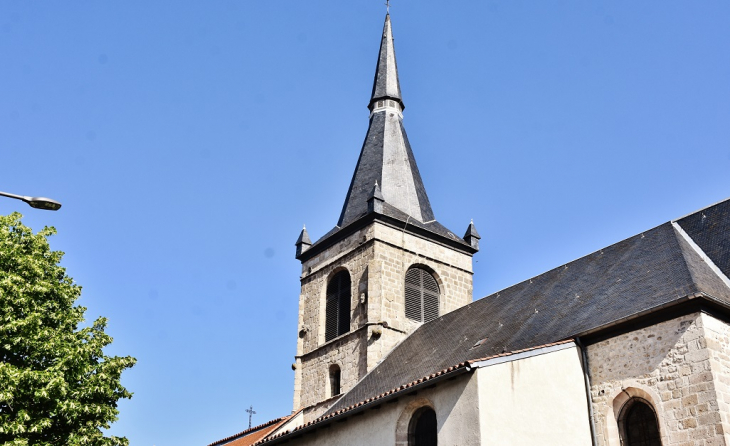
369, 12, 403, 111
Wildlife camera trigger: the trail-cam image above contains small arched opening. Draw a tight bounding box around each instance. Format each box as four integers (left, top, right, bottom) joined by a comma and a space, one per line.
329, 364, 341, 398
408, 406, 437, 446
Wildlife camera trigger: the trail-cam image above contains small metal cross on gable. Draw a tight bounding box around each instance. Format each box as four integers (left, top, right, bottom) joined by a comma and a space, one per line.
246, 405, 256, 429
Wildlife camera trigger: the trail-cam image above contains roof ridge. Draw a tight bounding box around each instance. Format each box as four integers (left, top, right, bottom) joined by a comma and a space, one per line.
474, 221, 676, 304
671, 221, 730, 297
471, 200, 730, 305
259, 408, 305, 442
672, 196, 730, 222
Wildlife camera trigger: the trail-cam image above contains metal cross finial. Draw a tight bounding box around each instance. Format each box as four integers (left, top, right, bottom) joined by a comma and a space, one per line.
245, 405, 256, 429
385, 0, 390, 14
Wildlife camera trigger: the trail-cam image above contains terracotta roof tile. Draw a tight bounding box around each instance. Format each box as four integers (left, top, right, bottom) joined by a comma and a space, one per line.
207, 412, 298, 446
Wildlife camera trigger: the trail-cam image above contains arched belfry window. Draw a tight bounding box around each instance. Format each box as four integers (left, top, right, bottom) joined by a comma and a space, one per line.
405, 267, 440, 323
408, 407, 437, 446
325, 271, 351, 341
619, 398, 662, 446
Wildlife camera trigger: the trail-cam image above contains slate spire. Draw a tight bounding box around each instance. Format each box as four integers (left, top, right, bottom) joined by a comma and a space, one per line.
369, 14, 403, 111
337, 14, 435, 228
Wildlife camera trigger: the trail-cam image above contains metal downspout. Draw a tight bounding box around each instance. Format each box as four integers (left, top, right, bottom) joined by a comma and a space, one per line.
576, 337, 598, 446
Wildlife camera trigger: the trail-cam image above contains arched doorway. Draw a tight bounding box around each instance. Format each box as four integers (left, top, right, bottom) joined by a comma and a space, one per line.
408, 406, 437, 446
619, 397, 661, 446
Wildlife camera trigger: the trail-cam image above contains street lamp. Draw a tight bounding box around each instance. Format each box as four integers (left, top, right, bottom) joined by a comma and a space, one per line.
0, 191, 62, 211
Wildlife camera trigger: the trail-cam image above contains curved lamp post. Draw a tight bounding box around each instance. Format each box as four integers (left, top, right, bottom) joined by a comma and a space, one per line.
0, 191, 62, 211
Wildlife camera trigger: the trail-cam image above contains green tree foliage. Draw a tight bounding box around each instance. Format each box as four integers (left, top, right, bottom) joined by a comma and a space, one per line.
0, 213, 136, 446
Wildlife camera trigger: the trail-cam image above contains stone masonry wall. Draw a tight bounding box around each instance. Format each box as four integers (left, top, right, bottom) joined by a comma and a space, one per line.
298, 328, 368, 419
294, 221, 474, 417
702, 313, 730, 444
368, 222, 473, 334
295, 226, 373, 412
298, 227, 374, 353
587, 312, 730, 446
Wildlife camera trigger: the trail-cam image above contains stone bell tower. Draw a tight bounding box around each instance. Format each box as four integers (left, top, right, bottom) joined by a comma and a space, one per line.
292, 14, 480, 422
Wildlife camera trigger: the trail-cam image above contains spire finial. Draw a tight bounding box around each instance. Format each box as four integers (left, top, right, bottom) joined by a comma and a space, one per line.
385, 0, 390, 14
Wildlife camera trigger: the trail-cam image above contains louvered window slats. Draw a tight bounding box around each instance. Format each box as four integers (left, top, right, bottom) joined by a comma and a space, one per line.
405, 286, 422, 320
325, 271, 351, 342
405, 267, 440, 323
325, 294, 339, 341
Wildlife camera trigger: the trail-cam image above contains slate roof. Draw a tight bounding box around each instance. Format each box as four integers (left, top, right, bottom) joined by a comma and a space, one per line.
307, 200, 472, 259
377, 202, 467, 246
295, 226, 311, 246
463, 219, 481, 240
337, 95, 435, 228
326, 198, 730, 415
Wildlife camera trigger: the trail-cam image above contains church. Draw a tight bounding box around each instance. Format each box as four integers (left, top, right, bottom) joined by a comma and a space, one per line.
208, 13, 730, 446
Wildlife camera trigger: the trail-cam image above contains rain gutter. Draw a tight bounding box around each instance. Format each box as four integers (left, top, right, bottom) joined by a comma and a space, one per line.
575, 337, 598, 446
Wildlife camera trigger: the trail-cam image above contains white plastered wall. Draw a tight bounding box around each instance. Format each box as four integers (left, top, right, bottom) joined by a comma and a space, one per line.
274, 372, 480, 446
275, 346, 592, 446
477, 345, 593, 445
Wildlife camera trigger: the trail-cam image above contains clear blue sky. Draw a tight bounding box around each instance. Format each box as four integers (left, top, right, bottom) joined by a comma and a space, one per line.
2, 1, 729, 445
